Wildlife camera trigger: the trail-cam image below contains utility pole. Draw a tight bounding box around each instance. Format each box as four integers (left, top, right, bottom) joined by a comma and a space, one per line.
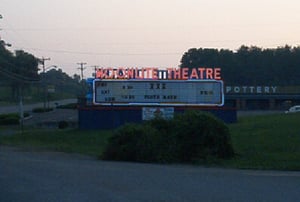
77, 63, 87, 101
92, 65, 99, 78
41, 57, 50, 110
41, 57, 51, 73
77, 62, 87, 80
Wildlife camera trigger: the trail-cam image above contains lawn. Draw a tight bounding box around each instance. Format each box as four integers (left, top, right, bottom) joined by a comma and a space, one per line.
0, 128, 112, 156
226, 112, 300, 170
1, 112, 300, 170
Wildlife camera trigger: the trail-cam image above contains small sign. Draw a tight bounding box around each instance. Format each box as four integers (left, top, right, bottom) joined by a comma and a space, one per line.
47, 85, 55, 93
142, 107, 174, 120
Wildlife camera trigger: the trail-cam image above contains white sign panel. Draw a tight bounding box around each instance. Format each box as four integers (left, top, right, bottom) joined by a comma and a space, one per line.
142, 107, 174, 120
93, 79, 224, 106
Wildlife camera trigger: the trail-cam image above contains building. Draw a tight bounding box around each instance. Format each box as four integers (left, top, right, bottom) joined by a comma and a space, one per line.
225, 85, 300, 110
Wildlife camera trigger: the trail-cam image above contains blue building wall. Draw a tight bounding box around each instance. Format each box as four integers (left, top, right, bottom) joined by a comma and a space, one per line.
78, 106, 237, 130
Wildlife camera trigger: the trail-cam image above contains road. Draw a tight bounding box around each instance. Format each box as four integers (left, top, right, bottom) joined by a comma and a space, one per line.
1, 146, 300, 202
0, 99, 77, 114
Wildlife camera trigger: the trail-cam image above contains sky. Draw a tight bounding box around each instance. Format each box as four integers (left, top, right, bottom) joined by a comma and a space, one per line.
1, 0, 300, 78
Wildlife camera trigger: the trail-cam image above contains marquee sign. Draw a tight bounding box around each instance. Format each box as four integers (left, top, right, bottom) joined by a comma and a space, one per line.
93, 79, 224, 106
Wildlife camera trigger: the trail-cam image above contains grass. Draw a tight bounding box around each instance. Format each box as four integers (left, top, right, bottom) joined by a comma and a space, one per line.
0, 128, 112, 156
1, 112, 300, 170
224, 112, 300, 170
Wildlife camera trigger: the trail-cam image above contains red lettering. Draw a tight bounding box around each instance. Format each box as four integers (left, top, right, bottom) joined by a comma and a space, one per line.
214, 68, 221, 80
96, 67, 222, 80
145, 67, 152, 79
96, 68, 106, 79
118, 67, 125, 79
206, 68, 213, 79
112, 68, 118, 79
135, 68, 143, 79
126, 68, 133, 79
190, 68, 199, 79
152, 68, 158, 79
173, 68, 181, 79
182, 68, 189, 80
198, 68, 205, 79
106, 68, 113, 79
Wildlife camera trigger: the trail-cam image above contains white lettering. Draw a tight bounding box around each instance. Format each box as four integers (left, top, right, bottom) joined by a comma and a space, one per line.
225, 86, 278, 94
271, 86, 277, 93
257, 86, 262, 93
242, 86, 248, 93
234, 87, 240, 93
264, 86, 270, 93
226, 86, 232, 93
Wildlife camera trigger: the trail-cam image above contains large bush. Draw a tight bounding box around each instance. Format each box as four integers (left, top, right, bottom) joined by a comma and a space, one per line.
32, 107, 53, 113
0, 114, 19, 125
102, 111, 234, 163
58, 120, 69, 129
173, 111, 234, 162
0, 113, 29, 125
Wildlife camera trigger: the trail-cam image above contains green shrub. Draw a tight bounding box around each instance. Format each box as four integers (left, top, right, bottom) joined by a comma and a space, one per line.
32, 108, 53, 113
102, 111, 234, 164
58, 120, 69, 129
102, 123, 143, 161
145, 118, 180, 163
173, 111, 234, 162
0, 113, 20, 125
56, 103, 77, 109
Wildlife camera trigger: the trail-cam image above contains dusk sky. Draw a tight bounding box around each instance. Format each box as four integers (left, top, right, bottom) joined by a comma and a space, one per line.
1, 0, 300, 77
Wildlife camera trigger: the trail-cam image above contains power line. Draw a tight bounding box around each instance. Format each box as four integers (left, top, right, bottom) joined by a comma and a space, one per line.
14, 47, 182, 56
0, 66, 40, 83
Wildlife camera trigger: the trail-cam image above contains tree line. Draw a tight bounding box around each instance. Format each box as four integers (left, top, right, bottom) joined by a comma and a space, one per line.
0, 41, 84, 102
180, 45, 300, 86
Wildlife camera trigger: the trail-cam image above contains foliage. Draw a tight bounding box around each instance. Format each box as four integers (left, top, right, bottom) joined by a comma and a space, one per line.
0, 114, 19, 125
180, 45, 300, 86
58, 120, 69, 129
0, 113, 30, 125
173, 111, 234, 162
102, 124, 145, 161
0, 129, 112, 156
0, 42, 85, 102
102, 111, 234, 163
32, 107, 54, 113
0, 41, 15, 85
42, 69, 87, 97
0, 42, 40, 101
56, 103, 78, 109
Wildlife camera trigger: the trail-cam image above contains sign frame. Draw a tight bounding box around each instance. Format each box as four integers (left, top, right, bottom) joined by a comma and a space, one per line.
93, 79, 224, 107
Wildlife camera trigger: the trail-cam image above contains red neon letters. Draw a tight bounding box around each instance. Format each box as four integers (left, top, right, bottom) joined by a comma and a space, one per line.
96, 67, 221, 80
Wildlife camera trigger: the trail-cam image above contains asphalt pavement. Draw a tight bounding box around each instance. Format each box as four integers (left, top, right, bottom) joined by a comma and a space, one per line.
1, 146, 300, 202
0, 99, 78, 129
0, 99, 77, 114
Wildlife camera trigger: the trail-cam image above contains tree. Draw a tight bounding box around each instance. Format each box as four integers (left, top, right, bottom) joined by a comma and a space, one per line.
180, 45, 300, 86
42, 69, 85, 98
11, 50, 40, 99
0, 42, 40, 101
0, 41, 14, 84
